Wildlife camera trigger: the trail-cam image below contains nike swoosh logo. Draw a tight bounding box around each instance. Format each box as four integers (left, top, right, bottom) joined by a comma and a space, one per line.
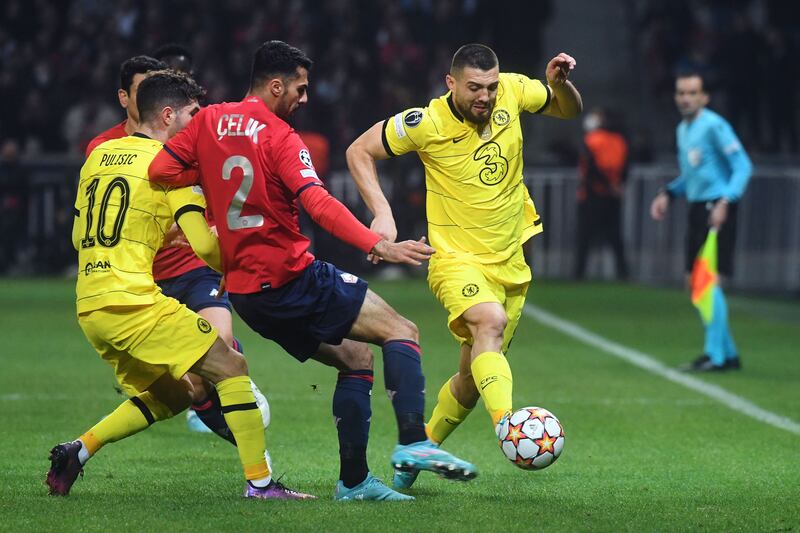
453, 135, 468, 143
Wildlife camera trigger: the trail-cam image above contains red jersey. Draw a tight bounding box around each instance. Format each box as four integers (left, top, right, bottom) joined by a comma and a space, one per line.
149, 96, 380, 293
85, 120, 128, 157
85, 119, 207, 280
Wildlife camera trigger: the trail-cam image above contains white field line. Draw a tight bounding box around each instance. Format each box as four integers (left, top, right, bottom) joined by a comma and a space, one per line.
523, 304, 800, 436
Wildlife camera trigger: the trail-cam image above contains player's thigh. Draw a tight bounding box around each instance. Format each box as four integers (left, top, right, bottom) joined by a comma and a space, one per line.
83, 296, 220, 387
160, 267, 234, 345
347, 289, 417, 345
131, 296, 219, 379
428, 258, 503, 345
312, 339, 373, 372
493, 248, 532, 353
145, 373, 195, 415
198, 306, 234, 346
501, 280, 530, 353
78, 307, 172, 396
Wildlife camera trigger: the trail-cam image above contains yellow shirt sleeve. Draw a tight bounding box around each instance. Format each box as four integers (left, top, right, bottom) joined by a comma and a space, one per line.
165, 185, 221, 272
382, 107, 435, 157
503, 73, 551, 114
178, 211, 222, 272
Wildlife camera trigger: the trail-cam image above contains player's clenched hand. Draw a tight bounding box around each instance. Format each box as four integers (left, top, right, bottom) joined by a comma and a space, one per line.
371, 236, 434, 266
367, 213, 398, 264
163, 223, 190, 248
546, 53, 576, 86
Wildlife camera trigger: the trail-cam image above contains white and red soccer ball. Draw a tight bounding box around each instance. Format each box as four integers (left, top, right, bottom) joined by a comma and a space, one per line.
496, 406, 565, 470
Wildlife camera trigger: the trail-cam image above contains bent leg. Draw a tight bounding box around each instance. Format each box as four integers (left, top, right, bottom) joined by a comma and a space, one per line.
463, 302, 513, 426
80, 372, 191, 459
426, 344, 478, 445
313, 341, 374, 489
191, 337, 270, 485
347, 290, 427, 446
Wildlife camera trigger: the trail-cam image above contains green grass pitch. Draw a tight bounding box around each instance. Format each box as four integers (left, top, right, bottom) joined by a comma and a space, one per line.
1, 278, 798, 531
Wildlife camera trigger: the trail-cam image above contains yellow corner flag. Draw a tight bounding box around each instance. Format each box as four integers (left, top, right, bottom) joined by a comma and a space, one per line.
690, 229, 718, 324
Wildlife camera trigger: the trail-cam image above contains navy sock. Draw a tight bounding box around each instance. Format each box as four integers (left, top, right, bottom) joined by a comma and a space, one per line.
383, 339, 427, 445
192, 387, 236, 445
333, 370, 373, 488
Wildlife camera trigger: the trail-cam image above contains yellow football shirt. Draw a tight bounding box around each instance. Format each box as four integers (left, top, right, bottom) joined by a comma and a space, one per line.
74, 134, 206, 313
382, 72, 551, 263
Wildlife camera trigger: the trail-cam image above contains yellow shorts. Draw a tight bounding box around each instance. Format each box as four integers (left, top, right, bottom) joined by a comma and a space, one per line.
78, 293, 218, 396
427, 246, 531, 353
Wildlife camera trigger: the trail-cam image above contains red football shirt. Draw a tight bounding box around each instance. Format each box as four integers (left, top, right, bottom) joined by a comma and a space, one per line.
85, 120, 128, 157
85, 119, 207, 280
151, 96, 379, 293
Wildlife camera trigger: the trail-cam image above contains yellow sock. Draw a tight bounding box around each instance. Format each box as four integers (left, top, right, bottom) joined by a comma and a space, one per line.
470, 352, 513, 426
426, 377, 473, 445
217, 376, 270, 482
80, 391, 174, 456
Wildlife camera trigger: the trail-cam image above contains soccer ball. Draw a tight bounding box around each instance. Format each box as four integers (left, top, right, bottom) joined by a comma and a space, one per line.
496, 406, 564, 470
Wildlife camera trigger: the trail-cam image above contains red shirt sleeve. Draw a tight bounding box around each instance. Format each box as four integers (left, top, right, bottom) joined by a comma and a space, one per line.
271, 129, 324, 195
299, 184, 381, 254
149, 108, 203, 186
148, 150, 200, 187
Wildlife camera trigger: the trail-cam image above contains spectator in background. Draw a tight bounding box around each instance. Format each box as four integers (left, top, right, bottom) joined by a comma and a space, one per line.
650, 71, 752, 372
574, 107, 629, 280
153, 43, 194, 75
0, 140, 27, 273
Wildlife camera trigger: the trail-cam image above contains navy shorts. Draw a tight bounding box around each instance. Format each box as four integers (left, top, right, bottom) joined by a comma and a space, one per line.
157, 266, 231, 312
686, 200, 738, 277
230, 260, 368, 361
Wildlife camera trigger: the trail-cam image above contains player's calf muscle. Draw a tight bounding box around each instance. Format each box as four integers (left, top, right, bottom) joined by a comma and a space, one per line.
146, 374, 194, 415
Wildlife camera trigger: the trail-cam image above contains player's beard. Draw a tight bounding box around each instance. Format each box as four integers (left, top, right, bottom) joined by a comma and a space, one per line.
455, 96, 493, 125
275, 96, 296, 122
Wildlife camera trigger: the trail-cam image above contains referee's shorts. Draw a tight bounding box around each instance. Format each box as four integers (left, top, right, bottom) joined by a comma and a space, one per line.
686, 200, 739, 277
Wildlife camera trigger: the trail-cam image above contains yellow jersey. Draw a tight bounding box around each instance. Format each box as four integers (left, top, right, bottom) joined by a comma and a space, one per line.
74, 134, 206, 313
382, 73, 551, 263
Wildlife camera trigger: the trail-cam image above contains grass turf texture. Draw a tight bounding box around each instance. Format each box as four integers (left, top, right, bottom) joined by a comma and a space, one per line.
1, 278, 798, 532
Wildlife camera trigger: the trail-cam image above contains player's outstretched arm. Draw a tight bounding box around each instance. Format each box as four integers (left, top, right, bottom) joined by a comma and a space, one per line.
176, 211, 222, 272
371, 237, 435, 266
298, 184, 382, 255
541, 53, 583, 119
346, 121, 398, 244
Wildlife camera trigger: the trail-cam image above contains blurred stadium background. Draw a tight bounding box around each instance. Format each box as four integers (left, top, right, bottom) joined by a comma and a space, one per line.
1, 0, 798, 294
2, 2, 799, 530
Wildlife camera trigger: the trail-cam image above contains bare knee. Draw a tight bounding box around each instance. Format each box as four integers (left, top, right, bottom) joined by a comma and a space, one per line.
468, 310, 507, 343
392, 316, 419, 343
222, 348, 249, 377
191, 337, 249, 384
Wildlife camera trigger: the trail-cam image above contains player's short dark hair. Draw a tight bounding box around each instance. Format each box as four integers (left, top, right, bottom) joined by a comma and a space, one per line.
153, 43, 194, 74
249, 40, 313, 89
676, 70, 707, 91
451, 44, 499, 74
119, 55, 168, 93
137, 70, 206, 124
